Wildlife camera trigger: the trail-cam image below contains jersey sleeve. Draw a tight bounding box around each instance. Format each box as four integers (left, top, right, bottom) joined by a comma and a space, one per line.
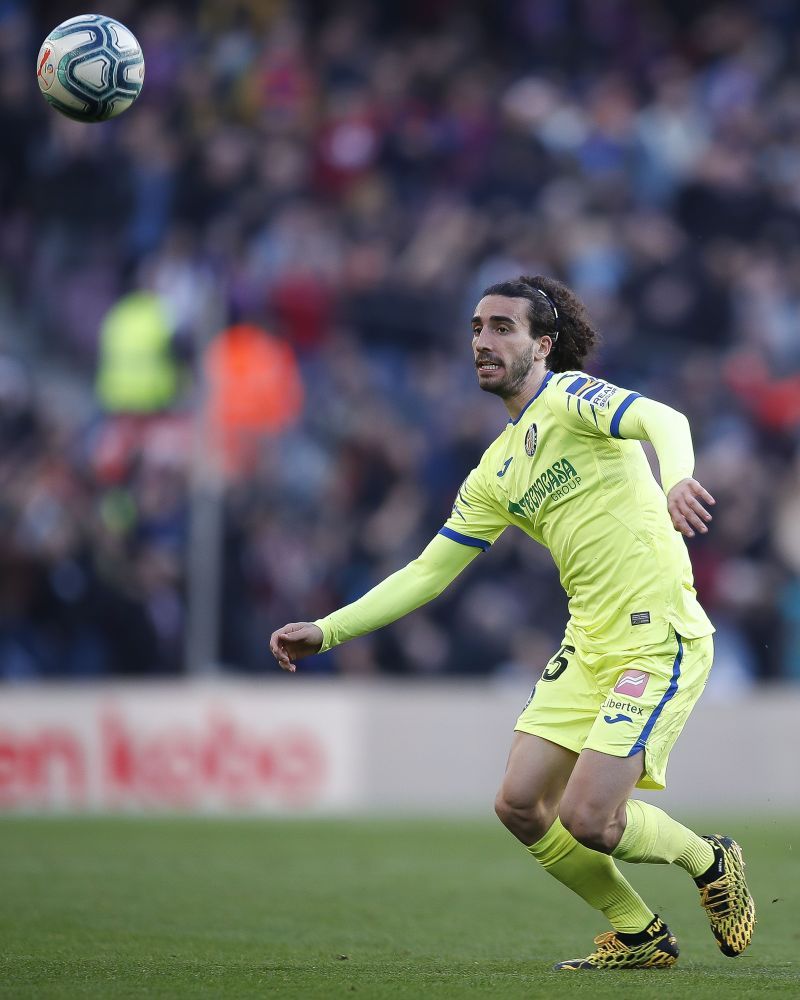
547, 371, 643, 439
313, 466, 508, 653
547, 371, 695, 493
438, 465, 508, 551
615, 395, 695, 493
314, 532, 480, 652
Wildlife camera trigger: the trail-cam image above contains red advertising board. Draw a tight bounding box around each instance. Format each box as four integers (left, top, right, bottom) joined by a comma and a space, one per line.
0, 684, 362, 814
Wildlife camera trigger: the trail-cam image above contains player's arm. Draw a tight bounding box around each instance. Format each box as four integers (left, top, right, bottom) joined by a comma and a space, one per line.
270, 468, 507, 671
270, 533, 480, 671
616, 396, 715, 538
549, 373, 715, 538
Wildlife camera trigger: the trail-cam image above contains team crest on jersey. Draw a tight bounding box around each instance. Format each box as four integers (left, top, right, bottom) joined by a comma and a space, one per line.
525, 423, 538, 457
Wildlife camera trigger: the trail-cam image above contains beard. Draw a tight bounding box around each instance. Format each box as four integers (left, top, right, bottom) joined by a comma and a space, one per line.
478, 343, 535, 399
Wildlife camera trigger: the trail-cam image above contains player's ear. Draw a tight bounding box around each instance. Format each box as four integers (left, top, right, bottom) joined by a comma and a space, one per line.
535, 335, 553, 360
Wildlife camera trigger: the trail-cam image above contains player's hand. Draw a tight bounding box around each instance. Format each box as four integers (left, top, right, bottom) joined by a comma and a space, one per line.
269, 622, 323, 673
667, 478, 715, 538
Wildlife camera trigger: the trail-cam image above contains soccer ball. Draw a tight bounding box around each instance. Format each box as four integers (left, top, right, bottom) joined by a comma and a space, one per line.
36, 14, 145, 122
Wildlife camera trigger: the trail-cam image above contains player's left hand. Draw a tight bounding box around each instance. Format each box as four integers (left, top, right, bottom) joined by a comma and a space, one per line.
667, 477, 715, 538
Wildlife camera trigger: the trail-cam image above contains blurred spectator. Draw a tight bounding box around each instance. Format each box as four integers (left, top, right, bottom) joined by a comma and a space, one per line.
1, 0, 800, 684
95, 291, 180, 413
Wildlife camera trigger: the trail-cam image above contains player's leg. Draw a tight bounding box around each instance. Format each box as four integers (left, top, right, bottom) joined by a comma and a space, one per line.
498, 732, 677, 970
505, 633, 594, 844
506, 636, 682, 969
562, 631, 754, 957
494, 731, 574, 845
559, 746, 712, 869
544, 746, 678, 969
559, 632, 716, 866
496, 734, 656, 938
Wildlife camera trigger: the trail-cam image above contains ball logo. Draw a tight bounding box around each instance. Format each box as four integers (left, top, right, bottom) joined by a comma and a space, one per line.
37, 46, 55, 90
613, 669, 650, 698
525, 422, 538, 457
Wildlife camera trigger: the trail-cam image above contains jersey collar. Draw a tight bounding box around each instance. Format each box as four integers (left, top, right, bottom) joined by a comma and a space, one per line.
508, 370, 553, 425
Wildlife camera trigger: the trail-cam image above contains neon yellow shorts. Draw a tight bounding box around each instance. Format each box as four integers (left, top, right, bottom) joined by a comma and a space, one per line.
514, 626, 714, 790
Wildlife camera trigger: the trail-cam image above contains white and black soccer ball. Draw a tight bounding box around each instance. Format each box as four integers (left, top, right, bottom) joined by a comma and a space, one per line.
36, 14, 145, 122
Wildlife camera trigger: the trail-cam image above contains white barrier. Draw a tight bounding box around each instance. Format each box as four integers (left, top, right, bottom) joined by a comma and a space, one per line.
0, 681, 796, 814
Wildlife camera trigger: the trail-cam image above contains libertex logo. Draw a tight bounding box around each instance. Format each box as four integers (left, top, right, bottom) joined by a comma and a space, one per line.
614, 670, 650, 698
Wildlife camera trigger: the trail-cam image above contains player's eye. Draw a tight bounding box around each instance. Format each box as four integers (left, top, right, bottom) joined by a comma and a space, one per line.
498, 325, 509, 334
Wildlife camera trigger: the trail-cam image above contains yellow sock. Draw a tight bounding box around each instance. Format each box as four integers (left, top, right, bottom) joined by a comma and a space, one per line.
613, 800, 715, 877
528, 818, 654, 934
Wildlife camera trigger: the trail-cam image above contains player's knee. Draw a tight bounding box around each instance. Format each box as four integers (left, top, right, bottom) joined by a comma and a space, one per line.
559, 803, 616, 854
493, 790, 518, 828
494, 790, 554, 844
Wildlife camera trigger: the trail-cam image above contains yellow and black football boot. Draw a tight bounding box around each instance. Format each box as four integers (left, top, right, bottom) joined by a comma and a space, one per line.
554, 915, 678, 970
695, 834, 756, 957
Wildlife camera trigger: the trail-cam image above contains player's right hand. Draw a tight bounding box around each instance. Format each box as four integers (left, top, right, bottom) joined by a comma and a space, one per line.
269, 622, 323, 673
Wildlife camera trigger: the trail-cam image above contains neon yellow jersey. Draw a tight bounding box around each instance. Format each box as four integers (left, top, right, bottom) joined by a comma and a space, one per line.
440, 371, 714, 651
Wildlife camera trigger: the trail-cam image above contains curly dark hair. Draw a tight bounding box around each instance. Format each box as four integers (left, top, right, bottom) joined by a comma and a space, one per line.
481, 275, 600, 372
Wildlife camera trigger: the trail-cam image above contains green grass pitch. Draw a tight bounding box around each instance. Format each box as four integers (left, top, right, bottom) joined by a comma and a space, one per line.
0, 816, 797, 998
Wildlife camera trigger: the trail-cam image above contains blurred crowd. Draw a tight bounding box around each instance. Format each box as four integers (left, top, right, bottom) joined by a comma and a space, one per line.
2, 0, 800, 687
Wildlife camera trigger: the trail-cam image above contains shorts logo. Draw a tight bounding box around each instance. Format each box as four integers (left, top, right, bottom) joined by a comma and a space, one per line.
614, 670, 650, 698
602, 697, 644, 716
525, 423, 538, 457
604, 713, 632, 725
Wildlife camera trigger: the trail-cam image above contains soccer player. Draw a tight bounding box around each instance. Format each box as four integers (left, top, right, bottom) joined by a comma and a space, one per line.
269, 276, 755, 969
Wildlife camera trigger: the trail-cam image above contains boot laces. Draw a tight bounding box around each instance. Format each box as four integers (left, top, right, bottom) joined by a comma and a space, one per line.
700, 872, 736, 917
592, 931, 628, 954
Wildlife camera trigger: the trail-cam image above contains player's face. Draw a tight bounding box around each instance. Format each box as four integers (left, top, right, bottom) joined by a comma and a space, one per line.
471, 295, 536, 399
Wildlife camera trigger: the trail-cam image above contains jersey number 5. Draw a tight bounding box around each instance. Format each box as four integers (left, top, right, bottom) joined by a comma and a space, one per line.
542, 644, 575, 681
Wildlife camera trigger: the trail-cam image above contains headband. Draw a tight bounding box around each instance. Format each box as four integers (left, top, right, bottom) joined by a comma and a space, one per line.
533, 287, 560, 342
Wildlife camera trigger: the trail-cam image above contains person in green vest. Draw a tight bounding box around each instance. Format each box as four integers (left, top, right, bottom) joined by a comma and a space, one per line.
96, 291, 179, 413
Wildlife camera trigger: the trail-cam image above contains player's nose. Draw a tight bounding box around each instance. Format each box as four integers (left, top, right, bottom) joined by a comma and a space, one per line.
473, 325, 492, 350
